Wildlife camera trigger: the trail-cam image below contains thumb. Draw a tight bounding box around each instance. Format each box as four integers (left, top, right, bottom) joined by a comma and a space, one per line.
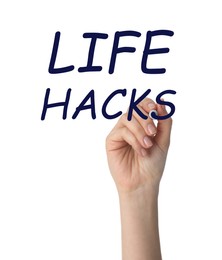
155, 102, 173, 151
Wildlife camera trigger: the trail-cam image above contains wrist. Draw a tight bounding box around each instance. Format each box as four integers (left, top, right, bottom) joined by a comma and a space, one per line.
118, 184, 159, 202
118, 185, 159, 216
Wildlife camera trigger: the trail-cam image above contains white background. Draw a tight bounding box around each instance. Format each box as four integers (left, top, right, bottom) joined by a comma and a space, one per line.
0, 1, 222, 259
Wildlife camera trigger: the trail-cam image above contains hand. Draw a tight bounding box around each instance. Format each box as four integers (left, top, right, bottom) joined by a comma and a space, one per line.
106, 98, 172, 195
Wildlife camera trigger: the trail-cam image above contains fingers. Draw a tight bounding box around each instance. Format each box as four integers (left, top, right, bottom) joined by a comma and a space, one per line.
107, 97, 172, 157
133, 99, 157, 137
108, 126, 147, 157
139, 98, 172, 150
110, 98, 157, 157
118, 113, 153, 149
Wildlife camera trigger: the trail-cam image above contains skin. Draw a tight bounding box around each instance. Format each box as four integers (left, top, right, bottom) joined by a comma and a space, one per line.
106, 98, 172, 260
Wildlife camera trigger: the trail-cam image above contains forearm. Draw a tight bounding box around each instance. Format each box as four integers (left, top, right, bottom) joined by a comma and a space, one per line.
119, 186, 162, 260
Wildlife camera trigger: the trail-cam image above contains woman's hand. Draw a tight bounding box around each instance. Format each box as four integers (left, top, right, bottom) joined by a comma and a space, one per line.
106, 98, 172, 195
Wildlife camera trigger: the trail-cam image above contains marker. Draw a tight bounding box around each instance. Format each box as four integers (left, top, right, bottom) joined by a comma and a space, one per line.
149, 110, 158, 120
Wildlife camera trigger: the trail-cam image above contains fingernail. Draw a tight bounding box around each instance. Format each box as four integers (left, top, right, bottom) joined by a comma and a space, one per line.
143, 136, 153, 147
147, 124, 156, 135
148, 103, 155, 109
141, 148, 147, 157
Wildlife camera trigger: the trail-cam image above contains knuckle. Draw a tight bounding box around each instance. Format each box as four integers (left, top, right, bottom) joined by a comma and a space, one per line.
120, 113, 128, 123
